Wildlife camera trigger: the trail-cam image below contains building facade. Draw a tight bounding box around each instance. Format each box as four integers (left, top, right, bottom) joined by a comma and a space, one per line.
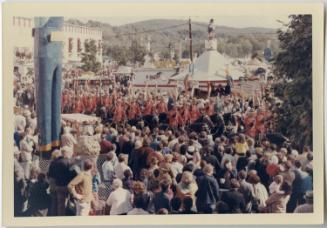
12, 17, 103, 75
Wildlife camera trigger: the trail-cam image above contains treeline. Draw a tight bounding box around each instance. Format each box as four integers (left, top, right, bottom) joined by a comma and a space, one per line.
104, 41, 146, 66
216, 35, 279, 58
66, 18, 279, 63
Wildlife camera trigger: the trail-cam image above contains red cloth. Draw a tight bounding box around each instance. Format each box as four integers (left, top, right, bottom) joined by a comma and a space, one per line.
266, 163, 280, 177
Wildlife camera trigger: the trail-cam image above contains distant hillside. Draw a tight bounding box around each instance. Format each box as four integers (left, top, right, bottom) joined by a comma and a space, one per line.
67, 18, 280, 58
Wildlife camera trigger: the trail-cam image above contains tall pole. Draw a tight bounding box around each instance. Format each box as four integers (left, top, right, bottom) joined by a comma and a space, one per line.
188, 18, 193, 62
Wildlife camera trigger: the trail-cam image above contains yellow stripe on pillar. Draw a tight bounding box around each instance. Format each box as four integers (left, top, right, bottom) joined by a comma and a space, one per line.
51, 140, 60, 147
39, 143, 52, 152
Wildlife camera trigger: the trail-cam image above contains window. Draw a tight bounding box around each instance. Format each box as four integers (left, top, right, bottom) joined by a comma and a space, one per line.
77, 38, 81, 52
68, 38, 73, 53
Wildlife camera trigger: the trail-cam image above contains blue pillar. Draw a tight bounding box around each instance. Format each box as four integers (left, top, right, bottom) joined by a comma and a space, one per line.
34, 17, 63, 154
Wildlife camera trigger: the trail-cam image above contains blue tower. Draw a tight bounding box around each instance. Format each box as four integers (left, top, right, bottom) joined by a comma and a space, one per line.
33, 17, 64, 157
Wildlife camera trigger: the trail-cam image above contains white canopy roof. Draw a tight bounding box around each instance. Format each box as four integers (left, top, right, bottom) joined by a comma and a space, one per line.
62, 114, 100, 124
171, 50, 244, 82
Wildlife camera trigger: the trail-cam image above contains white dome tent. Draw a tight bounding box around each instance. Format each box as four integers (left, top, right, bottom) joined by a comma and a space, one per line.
170, 39, 244, 85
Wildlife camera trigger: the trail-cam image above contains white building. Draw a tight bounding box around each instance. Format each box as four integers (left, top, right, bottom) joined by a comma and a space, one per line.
12, 17, 103, 75
62, 23, 102, 66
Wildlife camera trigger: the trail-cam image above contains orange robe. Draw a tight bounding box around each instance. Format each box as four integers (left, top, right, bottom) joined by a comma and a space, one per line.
157, 101, 168, 113
181, 107, 191, 125
206, 103, 215, 116
114, 104, 124, 123
74, 99, 84, 113
169, 110, 178, 127
128, 103, 141, 120
143, 100, 154, 116
190, 105, 200, 123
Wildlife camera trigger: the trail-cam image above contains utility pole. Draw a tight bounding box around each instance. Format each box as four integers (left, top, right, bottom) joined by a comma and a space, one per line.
188, 18, 193, 62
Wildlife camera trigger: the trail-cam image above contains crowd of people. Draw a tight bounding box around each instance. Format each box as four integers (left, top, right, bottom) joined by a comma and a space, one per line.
14, 69, 314, 217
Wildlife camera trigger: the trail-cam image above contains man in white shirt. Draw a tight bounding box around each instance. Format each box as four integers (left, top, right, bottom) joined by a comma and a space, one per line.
106, 179, 132, 215
102, 151, 117, 182
114, 154, 132, 180
61, 127, 77, 156
170, 153, 183, 178
14, 113, 26, 132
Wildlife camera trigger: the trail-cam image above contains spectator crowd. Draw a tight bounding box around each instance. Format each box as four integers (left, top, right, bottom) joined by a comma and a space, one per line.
14, 70, 314, 217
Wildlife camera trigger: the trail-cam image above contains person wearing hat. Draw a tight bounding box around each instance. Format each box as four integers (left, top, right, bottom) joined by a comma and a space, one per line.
293, 191, 313, 213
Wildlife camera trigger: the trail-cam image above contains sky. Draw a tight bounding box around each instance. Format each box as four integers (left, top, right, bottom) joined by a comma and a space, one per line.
76, 14, 291, 29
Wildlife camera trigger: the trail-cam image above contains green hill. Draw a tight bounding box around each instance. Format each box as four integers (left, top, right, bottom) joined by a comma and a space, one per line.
67, 18, 279, 59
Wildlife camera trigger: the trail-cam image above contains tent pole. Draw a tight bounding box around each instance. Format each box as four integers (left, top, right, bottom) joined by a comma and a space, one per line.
188, 18, 193, 63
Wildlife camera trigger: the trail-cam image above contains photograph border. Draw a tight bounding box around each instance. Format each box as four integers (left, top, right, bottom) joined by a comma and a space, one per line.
2, 2, 324, 226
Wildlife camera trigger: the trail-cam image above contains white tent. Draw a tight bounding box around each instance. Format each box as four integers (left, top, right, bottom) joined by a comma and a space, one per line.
171, 49, 244, 82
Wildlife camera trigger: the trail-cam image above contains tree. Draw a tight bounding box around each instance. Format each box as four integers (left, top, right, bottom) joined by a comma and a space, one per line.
160, 49, 171, 60
173, 53, 180, 63
273, 15, 312, 149
80, 40, 101, 73
129, 40, 146, 66
240, 39, 253, 57
225, 43, 238, 58
105, 45, 129, 66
